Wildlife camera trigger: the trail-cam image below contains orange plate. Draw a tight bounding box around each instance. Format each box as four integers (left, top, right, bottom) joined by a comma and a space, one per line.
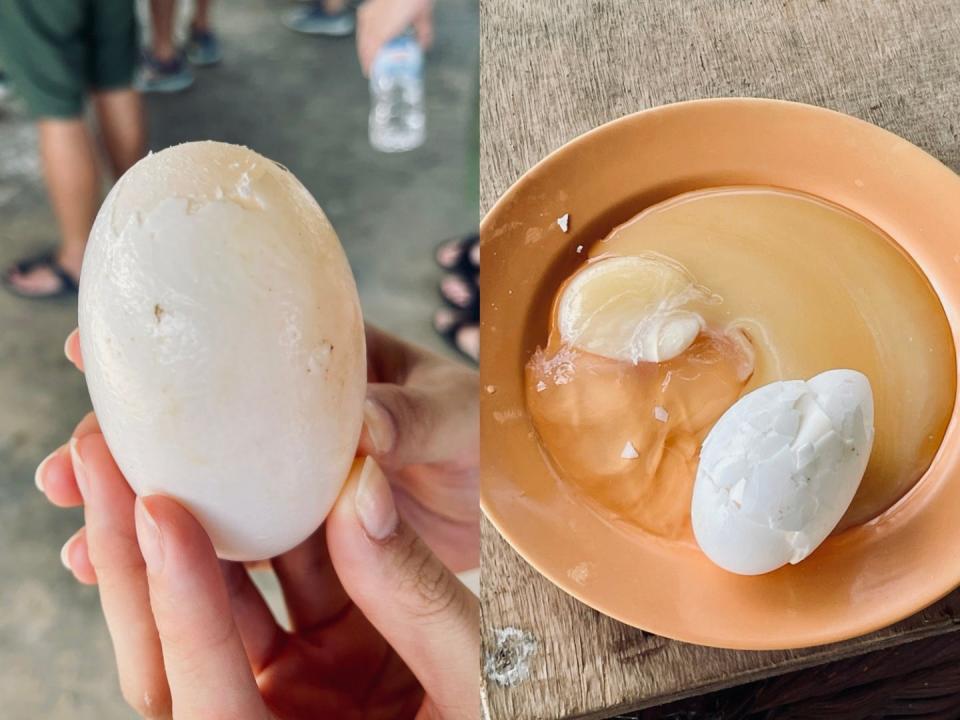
480, 98, 960, 650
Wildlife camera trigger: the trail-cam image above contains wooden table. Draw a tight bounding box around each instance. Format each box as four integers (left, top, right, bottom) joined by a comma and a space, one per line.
479, 1, 960, 718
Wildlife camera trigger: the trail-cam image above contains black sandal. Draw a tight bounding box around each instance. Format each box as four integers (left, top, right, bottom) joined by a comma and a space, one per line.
434, 233, 479, 275
2, 251, 79, 299
433, 307, 479, 364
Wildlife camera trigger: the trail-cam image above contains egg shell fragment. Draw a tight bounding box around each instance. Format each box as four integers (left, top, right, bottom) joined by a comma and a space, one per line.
78, 141, 367, 561
692, 369, 874, 575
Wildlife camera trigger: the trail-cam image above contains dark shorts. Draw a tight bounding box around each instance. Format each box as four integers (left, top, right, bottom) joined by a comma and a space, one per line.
0, 0, 138, 118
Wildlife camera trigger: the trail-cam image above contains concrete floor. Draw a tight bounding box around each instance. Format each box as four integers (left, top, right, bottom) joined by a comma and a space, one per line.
0, 0, 477, 716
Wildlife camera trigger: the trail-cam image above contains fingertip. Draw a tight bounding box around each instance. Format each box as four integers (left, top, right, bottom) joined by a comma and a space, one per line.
359, 396, 396, 457
138, 494, 218, 579
64, 329, 83, 371
61, 528, 98, 585
329, 456, 367, 521
353, 456, 399, 541
71, 411, 101, 441
38, 445, 84, 507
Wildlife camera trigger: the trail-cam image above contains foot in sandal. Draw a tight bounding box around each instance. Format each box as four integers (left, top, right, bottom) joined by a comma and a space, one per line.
3, 250, 81, 299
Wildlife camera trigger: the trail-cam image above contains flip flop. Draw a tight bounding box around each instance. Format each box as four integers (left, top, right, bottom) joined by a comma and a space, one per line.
433, 307, 479, 364
3, 251, 79, 299
434, 233, 479, 275
438, 271, 480, 318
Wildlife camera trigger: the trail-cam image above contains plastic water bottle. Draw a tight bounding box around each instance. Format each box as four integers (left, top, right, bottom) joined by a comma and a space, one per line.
369, 35, 425, 153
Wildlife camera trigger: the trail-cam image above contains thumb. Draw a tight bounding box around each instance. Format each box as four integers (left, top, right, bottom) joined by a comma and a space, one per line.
327, 457, 478, 718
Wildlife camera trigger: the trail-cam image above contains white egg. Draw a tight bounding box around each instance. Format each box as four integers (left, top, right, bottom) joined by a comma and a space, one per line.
78, 141, 366, 561
691, 369, 874, 575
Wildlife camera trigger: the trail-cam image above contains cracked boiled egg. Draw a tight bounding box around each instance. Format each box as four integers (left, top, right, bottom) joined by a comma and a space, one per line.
692, 369, 874, 575
556, 253, 712, 363
78, 141, 366, 561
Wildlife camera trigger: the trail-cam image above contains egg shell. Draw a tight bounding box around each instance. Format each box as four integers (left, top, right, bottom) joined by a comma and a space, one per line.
692, 369, 874, 575
78, 141, 367, 561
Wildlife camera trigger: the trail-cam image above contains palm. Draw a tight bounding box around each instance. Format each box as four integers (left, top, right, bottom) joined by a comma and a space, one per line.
221, 526, 425, 720
255, 602, 422, 719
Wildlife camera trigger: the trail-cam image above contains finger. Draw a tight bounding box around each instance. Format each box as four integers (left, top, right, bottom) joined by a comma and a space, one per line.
271, 525, 351, 633
64, 328, 83, 371
356, 5, 377, 76
360, 366, 478, 469
72, 411, 101, 438
74, 433, 172, 718
136, 495, 268, 718
413, 12, 433, 50
36, 444, 82, 506
60, 527, 97, 585
36, 412, 101, 505
220, 560, 286, 674
327, 457, 479, 717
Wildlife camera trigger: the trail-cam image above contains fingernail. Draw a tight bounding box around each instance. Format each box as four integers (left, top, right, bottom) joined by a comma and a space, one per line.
355, 457, 398, 541
69, 437, 88, 500
35, 447, 58, 492
63, 331, 74, 362
135, 498, 165, 574
362, 399, 395, 456
60, 535, 74, 571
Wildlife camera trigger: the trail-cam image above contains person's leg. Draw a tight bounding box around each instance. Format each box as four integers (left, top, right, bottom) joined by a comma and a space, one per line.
6, 120, 99, 294
0, 0, 94, 296
186, 0, 222, 67
192, 0, 212, 32
39, 121, 99, 274
92, 88, 145, 178
139, 0, 194, 91
149, 0, 177, 62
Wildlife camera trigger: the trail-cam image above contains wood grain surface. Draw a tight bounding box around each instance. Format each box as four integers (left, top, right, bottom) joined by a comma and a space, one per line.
479, 1, 960, 718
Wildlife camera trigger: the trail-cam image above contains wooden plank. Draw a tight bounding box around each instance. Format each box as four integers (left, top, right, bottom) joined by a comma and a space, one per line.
481, 519, 960, 719
479, 1, 960, 717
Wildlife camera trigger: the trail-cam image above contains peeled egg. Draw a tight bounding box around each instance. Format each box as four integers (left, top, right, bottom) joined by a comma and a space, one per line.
691, 369, 874, 575
78, 141, 366, 561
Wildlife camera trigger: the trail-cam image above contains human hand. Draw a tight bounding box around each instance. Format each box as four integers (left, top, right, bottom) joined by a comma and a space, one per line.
357, 0, 434, 76
36, 328, 479, 719
359, 325, 479, 571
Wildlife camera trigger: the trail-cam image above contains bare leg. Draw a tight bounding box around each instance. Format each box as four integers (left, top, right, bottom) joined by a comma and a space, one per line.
192, 0, 212, 31
6, 120, 98, 294
149, 0, 177, 62
93, 88, 146, 178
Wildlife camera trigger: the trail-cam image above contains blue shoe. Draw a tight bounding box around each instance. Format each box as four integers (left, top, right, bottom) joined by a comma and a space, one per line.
186, 28, 222, 66
135, 52, 195, 94
282, 5, 355, 36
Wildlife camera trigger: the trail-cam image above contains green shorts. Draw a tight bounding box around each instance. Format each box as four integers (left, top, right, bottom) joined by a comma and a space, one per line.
0, 0, 138, 119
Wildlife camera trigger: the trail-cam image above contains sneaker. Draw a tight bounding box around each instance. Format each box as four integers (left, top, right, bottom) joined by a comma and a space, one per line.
281, 5, 355, 36
135, 52, 195, 94
186, 28, 223, 67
